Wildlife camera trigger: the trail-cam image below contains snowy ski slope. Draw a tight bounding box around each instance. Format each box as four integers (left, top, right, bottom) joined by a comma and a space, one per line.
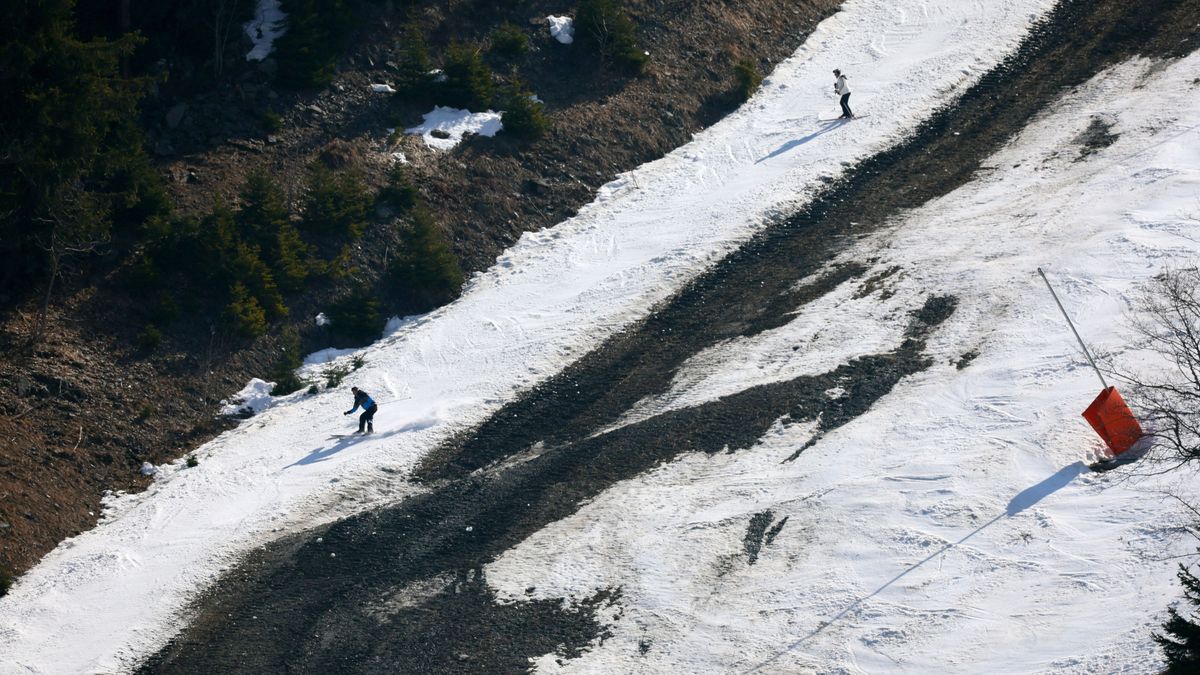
12, 0, 1200, 672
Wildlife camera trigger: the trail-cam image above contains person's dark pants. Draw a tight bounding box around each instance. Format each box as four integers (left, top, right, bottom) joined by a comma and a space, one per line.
359, 404, 378, 433
840, 93, 853, 118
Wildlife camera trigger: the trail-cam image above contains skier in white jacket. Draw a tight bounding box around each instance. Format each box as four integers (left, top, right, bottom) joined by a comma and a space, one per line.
833, 69, 853, 118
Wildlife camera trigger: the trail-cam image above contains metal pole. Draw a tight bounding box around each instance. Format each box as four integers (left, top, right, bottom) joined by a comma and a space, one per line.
1037, 267, 1108, 389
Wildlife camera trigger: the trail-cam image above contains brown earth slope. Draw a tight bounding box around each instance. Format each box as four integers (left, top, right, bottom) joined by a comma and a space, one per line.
0, 0, 841, 582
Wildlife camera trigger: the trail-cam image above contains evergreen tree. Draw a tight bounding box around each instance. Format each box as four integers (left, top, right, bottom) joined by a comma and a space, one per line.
238, 169, 317, 292
394, 22, 434, 102
734, 58, 763, 102
378, 165, 419, 213
301, 163, 370, 238
225, 282, 268, 338
1156, 561, 1200, 671
390, 208, 464, 309
1, 0, 153, 298
327, 285, 382, 345
574, 0, 647, 74
440, 42, 495, 112
272, 224, 320, 293
269, 327, 306, 395
237, 169, 289, 247
490, 22, 529, 60
501, 80, 549, 140
201, 201, 287, 320
274, 0, 355, 88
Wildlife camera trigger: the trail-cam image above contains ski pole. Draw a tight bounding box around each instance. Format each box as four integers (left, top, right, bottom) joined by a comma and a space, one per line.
1037, 267, 1107, 389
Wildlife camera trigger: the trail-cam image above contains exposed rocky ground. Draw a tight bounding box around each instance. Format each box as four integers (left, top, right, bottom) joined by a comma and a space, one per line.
0, 1, 840, 583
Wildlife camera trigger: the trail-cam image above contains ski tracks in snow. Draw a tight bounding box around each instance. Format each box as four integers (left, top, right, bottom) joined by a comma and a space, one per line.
485, 53, 1200, 675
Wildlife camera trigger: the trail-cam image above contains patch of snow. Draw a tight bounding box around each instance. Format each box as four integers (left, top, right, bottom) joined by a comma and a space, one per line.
219, 378, 275, 416
243, 0, 286, 62
384, 314, 423, 336
405, 106, 503, 150
371, 83, 396, 94
547, 16, 574, 44
138, 462, 157, 477
302, 347, 358, 367
391, 152, 408, 164
314, 312, 330, 326
428, 68, 447, 83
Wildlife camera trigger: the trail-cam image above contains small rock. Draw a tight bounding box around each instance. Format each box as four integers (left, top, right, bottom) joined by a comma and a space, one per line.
430, 129, 452, 140
266, 134, 280, 144
457, 654, 471, 662
0, 520, 10, 529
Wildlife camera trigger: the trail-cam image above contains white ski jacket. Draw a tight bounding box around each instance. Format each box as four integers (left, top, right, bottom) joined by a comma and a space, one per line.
834, 74, 850, 95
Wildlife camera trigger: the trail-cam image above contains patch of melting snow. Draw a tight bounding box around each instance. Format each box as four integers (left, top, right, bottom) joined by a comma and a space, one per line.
384, 314, 423, 336
244, 0, 286, 62
547, 16, 574, 44
406, 106, 504, 150
302, 347, 359, 367
220, 378, 275, 416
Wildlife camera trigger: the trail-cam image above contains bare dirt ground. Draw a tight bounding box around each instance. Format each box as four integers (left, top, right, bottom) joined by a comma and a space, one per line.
0, 0, 840, 581
141, 1, 1200, 672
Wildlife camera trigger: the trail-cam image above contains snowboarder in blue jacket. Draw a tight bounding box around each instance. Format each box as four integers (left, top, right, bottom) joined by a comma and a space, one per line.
344, 386, 378, 433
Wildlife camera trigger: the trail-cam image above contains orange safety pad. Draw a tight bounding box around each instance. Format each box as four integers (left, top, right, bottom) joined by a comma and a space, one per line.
1082, 386, 1143, 455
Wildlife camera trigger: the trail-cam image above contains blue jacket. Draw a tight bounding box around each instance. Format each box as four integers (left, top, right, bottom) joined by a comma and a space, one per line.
347, 390, 376, 413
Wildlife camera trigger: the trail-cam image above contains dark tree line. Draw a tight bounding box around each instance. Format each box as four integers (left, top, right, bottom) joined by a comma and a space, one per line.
1, 0, 168, 334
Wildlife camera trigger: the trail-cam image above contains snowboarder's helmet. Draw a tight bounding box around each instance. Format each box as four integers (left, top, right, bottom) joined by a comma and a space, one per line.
833, 69, 840, 75
351, 386, 359, 392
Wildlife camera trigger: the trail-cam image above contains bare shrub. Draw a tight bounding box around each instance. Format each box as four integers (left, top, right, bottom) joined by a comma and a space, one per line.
1123, 267, 1200, 468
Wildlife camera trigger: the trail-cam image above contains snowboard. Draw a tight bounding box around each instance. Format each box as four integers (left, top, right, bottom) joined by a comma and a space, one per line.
329, 431, 372, 439
817, 114, 870, 122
